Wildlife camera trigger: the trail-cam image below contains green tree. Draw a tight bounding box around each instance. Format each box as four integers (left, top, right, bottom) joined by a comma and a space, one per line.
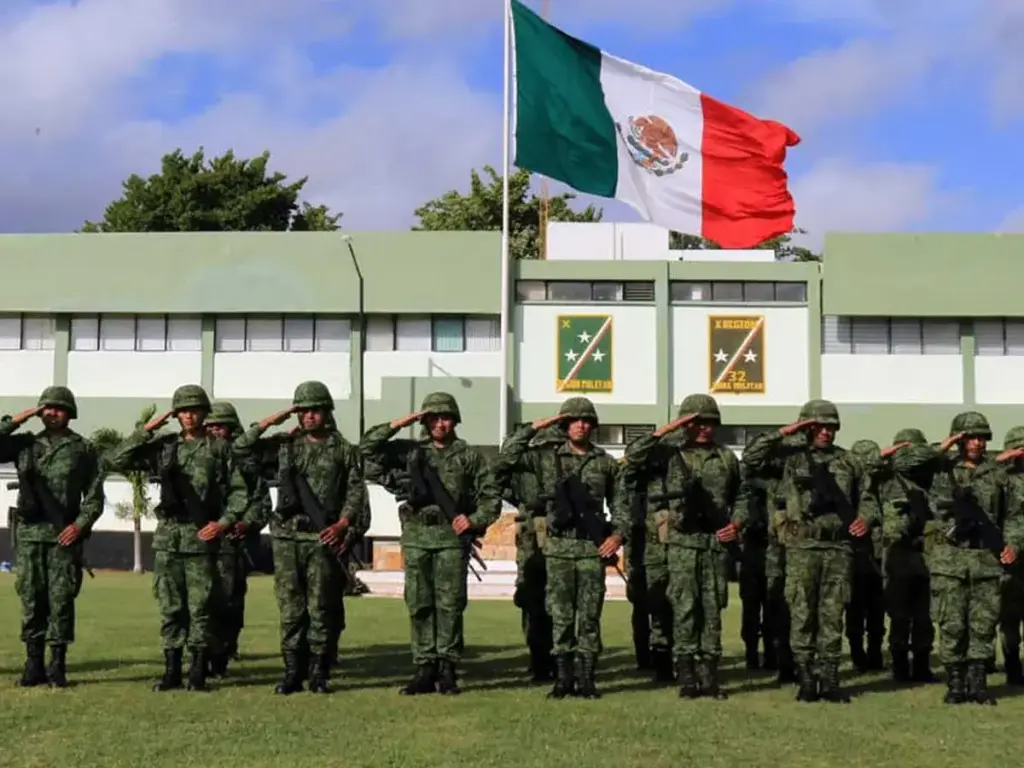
412, 165, 602, 260
81, 149, 341, 233
668, 228, 820, 261
91, 404, 158, 574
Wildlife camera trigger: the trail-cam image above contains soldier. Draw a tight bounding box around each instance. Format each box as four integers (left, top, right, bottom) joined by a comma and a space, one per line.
997, 426, 1024, 686
492, 398, 629, 699
619, 394, 741, 698
361, 392, 500, 696
928, 412, 1021, 705
879, 428, 940, 684
622, 466, 653, 675
734, 464, 770, 672
0, 386, 104, 688
234, 381, 366, 695
846, 440, 887, 672
203, 401, 271, 677
106, 384, 249, 692
742, 399, 876, 703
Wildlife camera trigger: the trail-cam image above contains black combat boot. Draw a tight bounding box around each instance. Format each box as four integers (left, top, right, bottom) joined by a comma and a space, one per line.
676, 656, 699, 699
186, 649, 208, 691
911, 651, 937, 683
762, 641, 778, 671
891, 650, 911, 683
818, 660, 850, 703
437, 660, 461, 695
848, 640, 868, 673
985, 658, 997, 674
943, 664, 966, 704
576, 655, 600, 700
47, 645, 68, 688
966, 660, 997, 705
208, 651, 229, 679
651, 649, 675, 684
698, 657, 727, 700
154, 648, 183, 692
794, 662, 818, 702
866, 640, 885, 671
777, 643, 797, 684
548, 654, 575, 699
745, 642, 761, 670
308, 653, 332, 694
399, 662, 438, 695
274, 652, 304, 695
1004, 651, 1024, 685
528, 643, 553, 683
18, 642, 47, 688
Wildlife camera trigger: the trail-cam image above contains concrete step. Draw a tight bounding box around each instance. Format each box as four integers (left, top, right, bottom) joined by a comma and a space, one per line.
356, 570, 628, 601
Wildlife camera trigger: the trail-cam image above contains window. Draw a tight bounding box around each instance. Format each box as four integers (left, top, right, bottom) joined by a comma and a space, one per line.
976, 319, 1024, 356
432, 317, 465, 352
366, 316, 395, 351
168, 317, 201, 352
99, 316, 135, 351
135, 316, 167, 352
718, 425, 783, 448
594, 424, 656, 445
315, 318, 350, 352
465, 316, 501, 352
671, 280, 807, 303
215, 317, 245, 352
396, 316, 431, 352
0, 315, 21, 350
246, 317, 283, 352
70, 316, 99, 351
516, 280, 656, 303
284, 317, 314, 352
822, 316, 960, 355
214, 315, 353, 353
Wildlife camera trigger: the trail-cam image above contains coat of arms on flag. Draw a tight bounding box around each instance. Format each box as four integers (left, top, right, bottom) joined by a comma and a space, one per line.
709, 315, 765, 394
556, 315, 613, 393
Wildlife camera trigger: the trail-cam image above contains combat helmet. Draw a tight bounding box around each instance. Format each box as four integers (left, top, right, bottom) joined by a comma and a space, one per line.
171, 384, 211, 413
205, 401, 241, 428
37, 385, 78, 419
892, 428, 927, 446
949, 411, 991, 440
850, 439, 881, 464
797, 398, 841, 428
420, 392, 461, 424
558, 396, 599, 425
292, 381, 334, 411
1004, 426, 1024, 452
677, 393, 721, 423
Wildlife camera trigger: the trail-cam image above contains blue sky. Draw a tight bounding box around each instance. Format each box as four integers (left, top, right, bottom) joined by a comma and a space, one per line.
0, 0, 1020, 246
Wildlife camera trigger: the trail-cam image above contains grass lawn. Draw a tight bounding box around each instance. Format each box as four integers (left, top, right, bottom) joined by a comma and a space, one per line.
1, 573, 1022, 768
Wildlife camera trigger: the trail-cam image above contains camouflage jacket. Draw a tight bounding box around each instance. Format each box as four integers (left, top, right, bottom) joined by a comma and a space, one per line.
742, 430, 878, 550
732, 468, 770, 549
222, 432, 272, 548
360, 422, 500, 550
491, 425, 629, 558
106, 428, 248, 554
0, 418, 104, 543
620, 434, 740, 551
233, 425, 367, 542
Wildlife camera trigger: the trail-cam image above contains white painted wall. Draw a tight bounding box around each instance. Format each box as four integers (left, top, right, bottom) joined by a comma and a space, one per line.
68, 352, 202, 398
516, 304, 658, 405
974, 358, 1024, 404
0, 351, 54, 396
213, 352, 352, 400
363, 352, 500, 399
822, 356, 963, 403
672, 306, 809, 406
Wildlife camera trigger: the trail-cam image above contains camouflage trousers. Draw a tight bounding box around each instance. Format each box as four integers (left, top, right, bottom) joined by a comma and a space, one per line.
999, 566, 1024, 655
211, 543, 248, 657
547, 555, 606, 656
515, 530, 551, 655
15, 539, 84, 646
153, 550, 215, 651
666, 546, 729, 659
766, 542, 792, 662
404, 545, 469, 665
272, 538, 345, 657
785, 547, 852, 665
885, 550, 933, 655
738, 542, 768, 649
932, 573, 999, 665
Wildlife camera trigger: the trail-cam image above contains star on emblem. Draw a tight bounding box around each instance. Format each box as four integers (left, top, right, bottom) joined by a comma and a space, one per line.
744, 349, 758, 363
714, 349, 728, 363
592, 349, 605, 362
578, 331, 591, 344
564, 349, 578, 362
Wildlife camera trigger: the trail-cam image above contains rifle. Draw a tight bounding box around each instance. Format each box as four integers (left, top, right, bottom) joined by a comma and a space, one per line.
158, 446, 217, 527
804, 461, 880, 575
939, 478, 1006, 557
408, 450, 486, 581
16, 471, 95, 579
904, 486, 932, 541
554, 472, 626, 581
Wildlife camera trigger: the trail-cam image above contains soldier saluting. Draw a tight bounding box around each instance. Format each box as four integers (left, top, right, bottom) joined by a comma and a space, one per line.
105, 385, 249, 693
234, 381, 367, 696
1, 386, 104, 688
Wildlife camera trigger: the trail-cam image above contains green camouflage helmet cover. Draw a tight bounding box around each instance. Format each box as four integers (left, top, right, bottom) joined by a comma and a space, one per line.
892, 444, 940, 474
37, 385, 77, 419
420, 391, 461, 424
677, 393, 721, 423
292, 380, 334, 411
171, 384, 211, 413
558, 396, 599, 425
797, 398, 841, 428
850, 439, 884, 474
893, 427, 927, 445
950, 411, 992, 439
1004, 426, 1024, 451
205, 401, 241, 428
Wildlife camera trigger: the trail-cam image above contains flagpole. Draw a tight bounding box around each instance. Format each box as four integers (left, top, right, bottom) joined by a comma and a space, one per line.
498, 0, 512, 445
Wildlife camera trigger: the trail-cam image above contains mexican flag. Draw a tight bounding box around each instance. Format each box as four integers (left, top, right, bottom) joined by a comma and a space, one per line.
510, 0, 801, 249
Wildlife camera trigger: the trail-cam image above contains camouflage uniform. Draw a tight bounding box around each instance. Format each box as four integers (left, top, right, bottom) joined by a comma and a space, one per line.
846, 440, 887, 672
742, 399, 878, 703
204, 401, 271, 677
106, 384, 250, 692
928, 412, 1024, 705
879, 428, 937, 684
1001, 426, 1024, 686
734, 464, 771, 672
361, 392, 500, 696
1, 387, 104, 688
233, 381, 367, 695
